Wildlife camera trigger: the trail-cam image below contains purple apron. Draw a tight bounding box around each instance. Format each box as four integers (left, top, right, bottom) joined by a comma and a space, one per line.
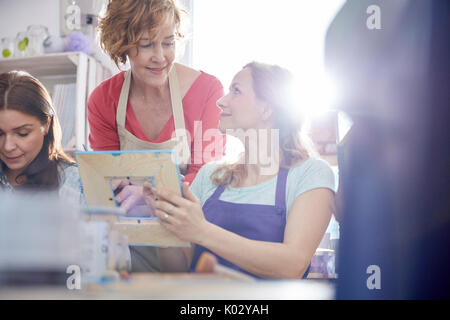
190, 167, 310, 279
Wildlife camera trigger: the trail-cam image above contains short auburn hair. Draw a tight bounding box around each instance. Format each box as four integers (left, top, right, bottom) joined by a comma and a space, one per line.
99, 0, 186, 68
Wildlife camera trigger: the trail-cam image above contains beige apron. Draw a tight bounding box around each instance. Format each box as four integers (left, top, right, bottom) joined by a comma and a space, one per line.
116, 66, 190, 272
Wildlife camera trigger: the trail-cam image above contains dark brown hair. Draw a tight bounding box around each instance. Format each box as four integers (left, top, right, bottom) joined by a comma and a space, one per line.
99, 0, 186, 68
211, 62, 317, 186
0, 70, 74, 189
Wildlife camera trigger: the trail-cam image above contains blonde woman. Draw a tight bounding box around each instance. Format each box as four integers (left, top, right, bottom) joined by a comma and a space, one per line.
146, 62, 336, 278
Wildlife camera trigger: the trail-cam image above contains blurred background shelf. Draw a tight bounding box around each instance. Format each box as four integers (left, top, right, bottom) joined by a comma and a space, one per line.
0, 52, 113, 152
0, 52, 80, 76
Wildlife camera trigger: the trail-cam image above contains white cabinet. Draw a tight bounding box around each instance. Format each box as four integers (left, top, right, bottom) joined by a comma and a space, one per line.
0, 51, 112, 151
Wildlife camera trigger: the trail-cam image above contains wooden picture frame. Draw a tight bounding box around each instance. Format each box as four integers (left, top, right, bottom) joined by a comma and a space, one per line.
75, 150, 190, 247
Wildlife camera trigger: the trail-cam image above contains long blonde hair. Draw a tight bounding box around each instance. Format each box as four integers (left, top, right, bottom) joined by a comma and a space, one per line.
211, 62, 316, 186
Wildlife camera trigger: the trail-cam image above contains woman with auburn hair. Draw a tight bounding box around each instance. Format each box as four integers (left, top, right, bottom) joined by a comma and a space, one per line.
88, 0, 224, 272
0, 71, 84, 204
145, 62, 336, 278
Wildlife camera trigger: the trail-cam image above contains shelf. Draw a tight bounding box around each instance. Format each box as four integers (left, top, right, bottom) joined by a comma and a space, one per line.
0, 51, 111, 151
0, 52, 87, 77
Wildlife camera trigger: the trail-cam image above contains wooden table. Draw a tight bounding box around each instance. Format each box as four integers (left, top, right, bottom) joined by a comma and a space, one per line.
0, 273, 335, 300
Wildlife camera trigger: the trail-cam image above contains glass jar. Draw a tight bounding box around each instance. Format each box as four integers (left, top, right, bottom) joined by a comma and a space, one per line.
26, 25, 49, 56
1, 37, 14, 59
14, 31, 29, 57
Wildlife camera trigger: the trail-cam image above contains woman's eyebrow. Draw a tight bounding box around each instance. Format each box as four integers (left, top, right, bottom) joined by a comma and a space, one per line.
12, 124, 34, 130
229, 82, 240, 90
140, 34, 175, 41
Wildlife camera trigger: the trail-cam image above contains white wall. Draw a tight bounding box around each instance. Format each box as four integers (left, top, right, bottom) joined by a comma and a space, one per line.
0, 0, 60, 39
0, 0, 120, 74
192, 0, 345, 94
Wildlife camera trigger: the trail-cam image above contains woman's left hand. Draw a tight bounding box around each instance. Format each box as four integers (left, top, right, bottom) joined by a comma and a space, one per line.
144, 182, 210, 243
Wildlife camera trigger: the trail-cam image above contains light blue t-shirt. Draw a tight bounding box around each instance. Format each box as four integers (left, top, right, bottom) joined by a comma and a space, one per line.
58, 163, 86, 206
190, 158, 336, 217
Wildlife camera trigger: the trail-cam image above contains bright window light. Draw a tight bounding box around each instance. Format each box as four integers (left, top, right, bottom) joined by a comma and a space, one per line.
192, 0, 344, 119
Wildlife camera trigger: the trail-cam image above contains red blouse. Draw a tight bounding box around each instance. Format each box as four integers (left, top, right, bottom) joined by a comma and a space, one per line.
87, 70, 226, 183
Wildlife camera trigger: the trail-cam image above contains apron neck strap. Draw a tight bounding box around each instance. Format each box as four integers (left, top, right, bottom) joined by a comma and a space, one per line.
168, 65, 187, 133
210, 184, 226, 200
116, 70, 131, 129
274, 167, 289, 208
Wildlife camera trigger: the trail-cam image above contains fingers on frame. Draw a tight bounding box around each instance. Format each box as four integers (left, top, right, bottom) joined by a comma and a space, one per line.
154, 187, 191, 208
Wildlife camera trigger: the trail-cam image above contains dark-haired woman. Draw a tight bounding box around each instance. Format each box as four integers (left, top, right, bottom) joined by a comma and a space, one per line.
0, 71, 84, 204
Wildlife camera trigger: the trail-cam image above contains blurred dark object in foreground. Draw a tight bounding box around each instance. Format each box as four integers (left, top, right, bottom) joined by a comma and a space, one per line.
0, 192, 81, 287
325, 0, 449, 299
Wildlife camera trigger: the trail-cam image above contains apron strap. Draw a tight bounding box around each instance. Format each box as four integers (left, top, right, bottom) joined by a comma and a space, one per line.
274, 167, 289, 208
116, 70, 131, 129
210, 184, 226, 201
168, 66, 187, 135
168, 65, 190, 165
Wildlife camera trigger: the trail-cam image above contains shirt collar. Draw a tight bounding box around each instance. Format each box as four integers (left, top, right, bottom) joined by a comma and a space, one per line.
0, 166, 13, 191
